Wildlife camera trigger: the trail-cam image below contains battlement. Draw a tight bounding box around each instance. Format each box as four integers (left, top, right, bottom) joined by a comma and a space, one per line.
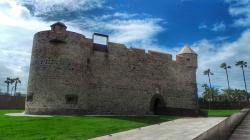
33, 24, 197, 67
129, 47, 146, 54
147, 50, 172, 60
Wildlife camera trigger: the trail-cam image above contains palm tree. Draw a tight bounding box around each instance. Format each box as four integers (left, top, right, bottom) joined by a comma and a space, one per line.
4, 77, 14, 95
202, 84, 209, 102
202, 84, 209, 90
203, 69, 214, 88
235, 61, 248, 102
220, 63, 231, 90
13, 78, 21, 96
204, 69, 214, 101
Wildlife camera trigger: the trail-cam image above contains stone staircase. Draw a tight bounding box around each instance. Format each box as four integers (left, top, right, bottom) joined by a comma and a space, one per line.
229, 112, 250, 140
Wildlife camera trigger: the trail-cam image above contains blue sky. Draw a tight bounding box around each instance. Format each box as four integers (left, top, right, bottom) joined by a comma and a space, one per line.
0, 0, 250, 95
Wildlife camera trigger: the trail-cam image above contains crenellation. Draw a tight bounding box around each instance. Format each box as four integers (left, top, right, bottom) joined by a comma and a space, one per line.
129, 47, 146, 54
148, 50, 172, 60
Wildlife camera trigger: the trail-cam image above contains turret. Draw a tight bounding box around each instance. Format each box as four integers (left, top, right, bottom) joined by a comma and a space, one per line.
50, 22, 67, 33
176, 45, 199, 112
176, 45, 198, 69
49, 22, 68, 43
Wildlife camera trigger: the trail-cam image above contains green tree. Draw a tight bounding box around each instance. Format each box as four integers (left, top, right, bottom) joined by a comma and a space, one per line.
13, 78, 21, 96
221, 89, 246, 102
220, 62, 231, 90
234, 89, 246, 102
203, 69, 214, 101
202, 84, 209, 101
4, 77, 14, 94
202, 87, 219, 102
235, 61, 248, 102
202, 84, 209, 90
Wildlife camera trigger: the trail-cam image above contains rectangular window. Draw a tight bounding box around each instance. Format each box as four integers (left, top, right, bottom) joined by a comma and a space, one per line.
65, 95, 78, 104
27, 93, 33, 102
93, 33, 108, 52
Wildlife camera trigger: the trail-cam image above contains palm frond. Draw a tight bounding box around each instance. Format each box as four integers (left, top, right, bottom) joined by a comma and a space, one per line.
220, 63, 226, 68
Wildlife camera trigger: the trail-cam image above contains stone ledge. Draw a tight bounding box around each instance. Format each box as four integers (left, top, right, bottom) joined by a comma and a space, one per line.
90, 117, 226, 140
193, 108, 250, 140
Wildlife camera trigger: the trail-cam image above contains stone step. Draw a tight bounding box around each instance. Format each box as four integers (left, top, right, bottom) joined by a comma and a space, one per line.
229, 113, 250, 140
237, 126, 250, 129
229, 134, 250, 140
233, 129, 250, 134
241, 120, 250, 122
238, 123, 250, 126
237, 124, 250, 128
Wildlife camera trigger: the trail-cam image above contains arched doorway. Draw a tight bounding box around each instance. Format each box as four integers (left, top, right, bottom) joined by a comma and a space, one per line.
150, 94, 166, 115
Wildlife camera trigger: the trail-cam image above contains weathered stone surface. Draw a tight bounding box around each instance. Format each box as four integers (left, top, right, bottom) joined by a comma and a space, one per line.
25, 22, 199, 115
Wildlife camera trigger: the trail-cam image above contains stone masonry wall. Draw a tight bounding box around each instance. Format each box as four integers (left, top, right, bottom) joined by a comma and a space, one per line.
25, 28, 198, 115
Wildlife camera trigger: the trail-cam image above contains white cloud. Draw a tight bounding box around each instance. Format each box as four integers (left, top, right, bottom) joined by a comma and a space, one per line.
0, 0, 93, 93
226, 0, 250, 27
18, 0, 105, 15
198, 22, 226, 32
0, 0, 165, 94
68, 14, 165, 51
211, 22, 226, 32
107, 19, 164, 44
191, 29, 250, 95
1, 0, 250, 98
0, 0, 39, 93
198, 23, 208, 30
99, 12, 139, 20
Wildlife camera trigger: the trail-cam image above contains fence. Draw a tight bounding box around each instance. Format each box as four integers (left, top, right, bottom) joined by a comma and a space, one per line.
0, 95, 25, 109
199, 101, 249, 109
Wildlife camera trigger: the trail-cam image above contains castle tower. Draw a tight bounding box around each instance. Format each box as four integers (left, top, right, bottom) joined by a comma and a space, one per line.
176, 45, 198, 85
176, 45, 199, 111
176, 45, 197, 84
176, 45, 197, 68
25, 22, 88, 115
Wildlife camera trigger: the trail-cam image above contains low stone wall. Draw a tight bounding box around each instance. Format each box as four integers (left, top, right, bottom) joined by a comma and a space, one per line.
193, 108, 250, 140
0, 95, 25, 109
199, 101, 249, 109
158, 107, 203, 117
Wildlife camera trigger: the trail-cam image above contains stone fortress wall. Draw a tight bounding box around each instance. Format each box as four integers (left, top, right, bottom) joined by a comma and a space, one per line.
25, 22, 199, 115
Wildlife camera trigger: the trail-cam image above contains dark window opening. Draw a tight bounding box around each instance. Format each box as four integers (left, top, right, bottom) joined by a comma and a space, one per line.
65, 95, 78, 104
27, 94, 33, 102
87, 58, 90, 64
186, 58, 190, 61
49, 39, 66, 44
93, 33, 108, 52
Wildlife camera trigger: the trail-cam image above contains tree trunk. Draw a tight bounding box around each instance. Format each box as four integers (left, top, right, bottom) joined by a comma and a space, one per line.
6, 83, 9, 94
208, 74, 212, 88
14, 82, 17, 96
242, 67, 249, 102
208, 74, 213, 102
226, 68, 230, 90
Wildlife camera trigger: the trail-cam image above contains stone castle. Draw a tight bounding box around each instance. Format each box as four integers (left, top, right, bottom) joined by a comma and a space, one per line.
25, 22, 199, 115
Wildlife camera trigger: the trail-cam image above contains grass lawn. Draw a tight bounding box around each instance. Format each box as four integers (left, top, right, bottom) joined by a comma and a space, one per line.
206, 109, 240, 117
0, 110, 178, 140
